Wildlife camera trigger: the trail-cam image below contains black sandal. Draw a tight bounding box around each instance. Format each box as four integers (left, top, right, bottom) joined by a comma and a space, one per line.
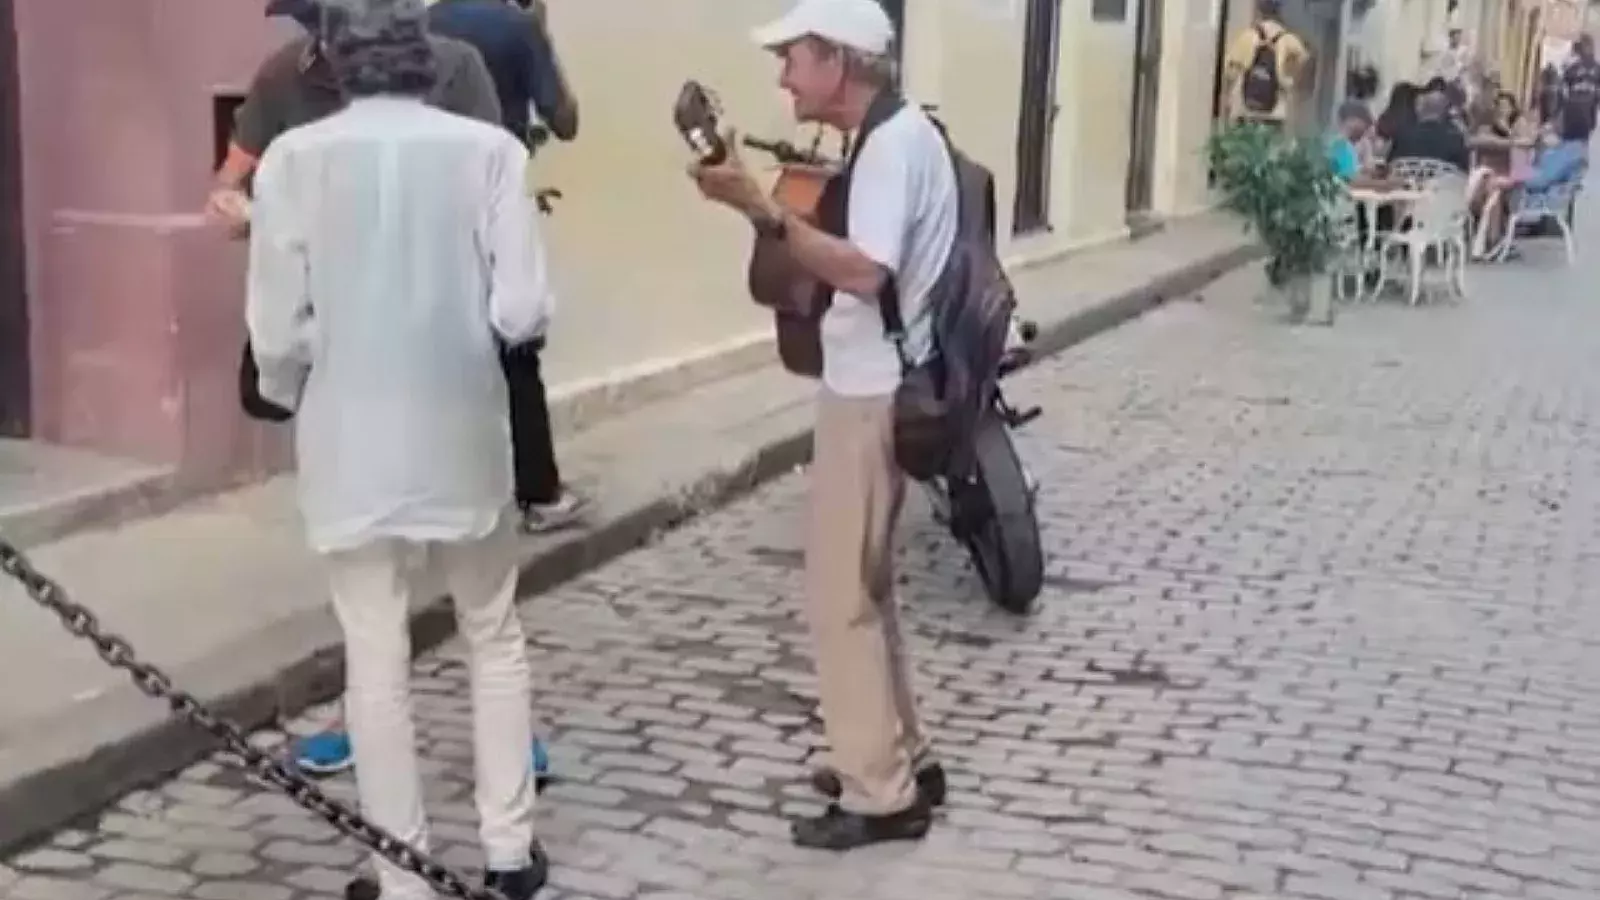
790, 800, 933, 850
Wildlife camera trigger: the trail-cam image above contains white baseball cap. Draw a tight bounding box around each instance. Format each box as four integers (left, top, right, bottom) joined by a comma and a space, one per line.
752, 0, 895, 55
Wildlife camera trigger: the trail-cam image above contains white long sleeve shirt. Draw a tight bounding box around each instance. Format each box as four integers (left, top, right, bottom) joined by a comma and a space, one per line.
246, 95, 553, 554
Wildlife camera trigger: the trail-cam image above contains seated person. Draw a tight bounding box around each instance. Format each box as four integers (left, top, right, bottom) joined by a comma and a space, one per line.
1328, 101, 1374, 182
1465, 91, 1538, 252
1468, 91, 1534, 174
1388, 91, 1471, 174
1371, 81, 1420, 160
1328, 102, 1386, 247
1369, 91, 1468, 242
1472, 110, 1589, 257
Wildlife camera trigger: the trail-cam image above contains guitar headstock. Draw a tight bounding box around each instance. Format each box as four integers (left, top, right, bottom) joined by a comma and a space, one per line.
673, 80, 728, 165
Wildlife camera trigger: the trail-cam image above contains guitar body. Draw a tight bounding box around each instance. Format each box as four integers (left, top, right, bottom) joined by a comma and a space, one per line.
670, 79, 848, 379
748, 163, 842, 378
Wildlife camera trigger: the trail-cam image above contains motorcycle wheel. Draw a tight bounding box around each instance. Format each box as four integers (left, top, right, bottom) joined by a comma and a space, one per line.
954, 411, 1044, 615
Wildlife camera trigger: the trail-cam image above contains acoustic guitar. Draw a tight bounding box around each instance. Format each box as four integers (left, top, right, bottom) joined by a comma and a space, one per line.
673, 80, 846, 377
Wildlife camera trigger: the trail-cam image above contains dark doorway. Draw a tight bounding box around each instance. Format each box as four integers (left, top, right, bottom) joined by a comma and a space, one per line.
1125, 0, 1165, 228
1210, 0, 1234, 123
0, 0, 27, 437
1012, 0, 1062, 235
1207, 0, 1234, 187
878, 0, 905, 61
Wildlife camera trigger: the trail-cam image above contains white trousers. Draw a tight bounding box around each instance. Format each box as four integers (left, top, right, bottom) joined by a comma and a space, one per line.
326, 517, 535, 900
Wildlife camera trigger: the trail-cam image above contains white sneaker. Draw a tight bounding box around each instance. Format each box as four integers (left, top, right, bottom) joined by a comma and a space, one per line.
520, 490, 590, 534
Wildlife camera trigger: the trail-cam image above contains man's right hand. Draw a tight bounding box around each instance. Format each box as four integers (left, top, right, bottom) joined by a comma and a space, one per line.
205, 187, 252, 240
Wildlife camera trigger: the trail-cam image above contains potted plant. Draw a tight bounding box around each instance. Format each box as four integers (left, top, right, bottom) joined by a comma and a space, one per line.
1206, 122, 1344, 325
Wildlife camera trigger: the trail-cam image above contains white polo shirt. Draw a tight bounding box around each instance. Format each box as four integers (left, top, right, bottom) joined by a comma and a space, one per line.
822, 104, 958, 398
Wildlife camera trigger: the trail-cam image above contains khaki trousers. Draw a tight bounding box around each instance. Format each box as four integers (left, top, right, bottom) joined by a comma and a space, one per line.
804, 389, 928, 815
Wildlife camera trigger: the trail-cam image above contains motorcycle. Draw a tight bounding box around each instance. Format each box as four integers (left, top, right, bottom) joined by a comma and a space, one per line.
922, 321, 1044, 615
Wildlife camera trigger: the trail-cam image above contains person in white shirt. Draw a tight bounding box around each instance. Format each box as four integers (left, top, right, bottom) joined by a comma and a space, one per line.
688, 0, 956, 851
1435, 28, 1472, 84
245, 0, 553, 897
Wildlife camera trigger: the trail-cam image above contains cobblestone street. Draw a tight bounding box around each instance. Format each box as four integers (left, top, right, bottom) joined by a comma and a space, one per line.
7, 238, 1600, 899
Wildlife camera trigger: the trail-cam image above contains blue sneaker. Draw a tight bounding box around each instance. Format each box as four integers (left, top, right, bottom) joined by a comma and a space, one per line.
532, 738, 550, 782
294, 731, 550, 780
292, 730, 354, 776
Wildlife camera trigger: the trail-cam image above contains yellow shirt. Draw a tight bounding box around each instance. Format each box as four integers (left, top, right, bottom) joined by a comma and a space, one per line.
1224, 20, 1310, 123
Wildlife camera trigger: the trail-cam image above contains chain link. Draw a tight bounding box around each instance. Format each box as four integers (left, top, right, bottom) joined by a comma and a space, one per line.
0, 536, 505, 900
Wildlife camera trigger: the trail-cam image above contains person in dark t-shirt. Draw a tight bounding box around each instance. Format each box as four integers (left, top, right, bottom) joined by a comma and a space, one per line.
1562, 36, 1600, 139
1538, 64, 1565, 126
1388, 90, 1471, 172
206, 0, 501, 233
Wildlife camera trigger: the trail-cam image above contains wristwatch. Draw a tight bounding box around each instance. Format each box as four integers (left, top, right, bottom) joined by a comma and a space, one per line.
751, 209, 788, 241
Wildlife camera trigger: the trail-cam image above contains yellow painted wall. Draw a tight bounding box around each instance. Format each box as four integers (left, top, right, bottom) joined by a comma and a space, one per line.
1053, 4, 1137, 247
529, 0, 1061, 396
530, 0, 793, 391
925, 1, 1026, 243
523, 0, 1220, 397
1153, 0, 1229, 218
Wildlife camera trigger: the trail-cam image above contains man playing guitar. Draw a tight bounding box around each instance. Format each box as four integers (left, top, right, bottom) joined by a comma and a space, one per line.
687, 0, 955, 851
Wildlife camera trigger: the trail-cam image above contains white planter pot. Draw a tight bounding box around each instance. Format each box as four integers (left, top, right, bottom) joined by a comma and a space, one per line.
1282, 274, 1336, 326
1304, 273, 1336, 325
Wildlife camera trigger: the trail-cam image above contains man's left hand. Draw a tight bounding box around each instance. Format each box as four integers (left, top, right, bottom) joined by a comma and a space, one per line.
687, 130, 771, 220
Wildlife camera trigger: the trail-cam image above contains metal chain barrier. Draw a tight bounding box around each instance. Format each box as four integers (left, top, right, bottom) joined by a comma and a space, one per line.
0, 536, 505, 900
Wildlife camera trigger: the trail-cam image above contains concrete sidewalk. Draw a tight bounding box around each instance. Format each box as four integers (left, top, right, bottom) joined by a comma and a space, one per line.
0, 213, 1257, 853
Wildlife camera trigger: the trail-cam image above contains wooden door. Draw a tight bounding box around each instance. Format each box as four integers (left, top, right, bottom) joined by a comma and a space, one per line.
1012, 0, 1062, 235
1125, 0, 1165, 218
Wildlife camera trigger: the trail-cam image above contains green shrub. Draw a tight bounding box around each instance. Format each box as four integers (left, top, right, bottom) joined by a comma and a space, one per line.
1206, 122, 1343, 286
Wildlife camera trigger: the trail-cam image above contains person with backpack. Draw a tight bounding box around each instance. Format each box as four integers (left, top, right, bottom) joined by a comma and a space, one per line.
686, 0, 960, 851
1223, 0, 1309, 129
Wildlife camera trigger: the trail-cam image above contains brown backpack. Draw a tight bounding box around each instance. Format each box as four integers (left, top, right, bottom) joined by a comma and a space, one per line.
866, 107, 1016, 480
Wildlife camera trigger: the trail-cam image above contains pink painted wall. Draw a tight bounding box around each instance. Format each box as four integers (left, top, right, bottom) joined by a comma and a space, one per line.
15, 0, 298, 488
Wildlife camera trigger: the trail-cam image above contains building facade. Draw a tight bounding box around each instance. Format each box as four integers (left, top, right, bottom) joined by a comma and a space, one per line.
4, 0, 1249, 496
1347, 0, 1557, 110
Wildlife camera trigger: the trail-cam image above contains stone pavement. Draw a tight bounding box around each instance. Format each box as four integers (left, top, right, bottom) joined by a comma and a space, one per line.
0, 215, 1255, 852
8, 211, 1600, 899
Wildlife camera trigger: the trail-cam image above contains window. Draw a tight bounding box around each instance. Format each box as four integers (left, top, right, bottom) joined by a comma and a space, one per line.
1091, 0, 1127, 22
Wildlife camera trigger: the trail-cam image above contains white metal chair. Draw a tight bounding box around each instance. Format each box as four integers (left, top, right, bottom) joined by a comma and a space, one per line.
1489, 173, 1585, 266
1374, 172, 1470, 305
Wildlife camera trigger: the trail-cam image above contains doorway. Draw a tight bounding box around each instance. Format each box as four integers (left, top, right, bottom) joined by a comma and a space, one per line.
1012, 0, 1062, 235
1125, 0, 1165, 228
1210, 0, 1234, 123
1207, 0, 1233, 187
0, 0, 27, 437
879, 0, 904, 37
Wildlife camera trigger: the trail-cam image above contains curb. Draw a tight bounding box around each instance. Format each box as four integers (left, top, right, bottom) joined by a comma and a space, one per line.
0, 240, 1260, 855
